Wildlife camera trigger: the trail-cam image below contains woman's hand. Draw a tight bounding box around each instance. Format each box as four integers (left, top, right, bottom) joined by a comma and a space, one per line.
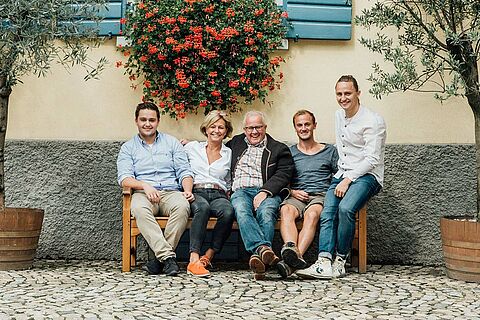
182, 191, 195, 203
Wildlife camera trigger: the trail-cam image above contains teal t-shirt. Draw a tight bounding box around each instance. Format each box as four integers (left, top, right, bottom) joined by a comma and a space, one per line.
290, 143, 338, 194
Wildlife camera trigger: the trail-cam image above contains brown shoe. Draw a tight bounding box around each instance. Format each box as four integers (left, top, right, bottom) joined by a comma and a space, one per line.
199, 255, 212, 269
249, 254, 265, 280
257, 245, 279, 266
253, 272, 266, 280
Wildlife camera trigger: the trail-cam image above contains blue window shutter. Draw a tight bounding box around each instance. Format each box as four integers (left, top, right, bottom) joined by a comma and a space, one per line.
82, 0, 125, 36
285, 0, 352, 40
98, 0, 124, 36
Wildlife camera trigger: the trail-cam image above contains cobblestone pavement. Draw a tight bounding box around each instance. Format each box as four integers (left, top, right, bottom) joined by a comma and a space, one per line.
0, 260, 479, 320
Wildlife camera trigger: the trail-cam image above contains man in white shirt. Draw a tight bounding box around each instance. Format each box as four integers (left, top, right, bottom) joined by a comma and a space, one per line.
297, 75, 386, 279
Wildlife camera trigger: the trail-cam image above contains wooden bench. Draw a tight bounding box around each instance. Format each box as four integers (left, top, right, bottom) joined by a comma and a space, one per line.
122, 186, 367, 273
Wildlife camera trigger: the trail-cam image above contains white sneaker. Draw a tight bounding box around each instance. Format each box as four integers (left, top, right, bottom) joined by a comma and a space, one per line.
332, 256, 346, 278
296, 257, 333, 279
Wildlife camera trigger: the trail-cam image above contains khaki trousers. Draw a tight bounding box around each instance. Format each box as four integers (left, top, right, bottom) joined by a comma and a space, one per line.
131, 190, 190, 261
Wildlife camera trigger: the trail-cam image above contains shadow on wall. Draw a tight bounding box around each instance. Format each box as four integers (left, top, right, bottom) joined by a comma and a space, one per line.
4, 141, 476, 265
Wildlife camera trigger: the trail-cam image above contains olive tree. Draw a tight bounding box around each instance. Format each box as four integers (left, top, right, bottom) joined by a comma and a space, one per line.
0, 0, 107, 211
356, 0, 480, 220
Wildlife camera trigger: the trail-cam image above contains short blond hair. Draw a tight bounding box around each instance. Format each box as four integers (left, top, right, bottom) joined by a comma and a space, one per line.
293, 109, 316, 125
200, 110, 234, 138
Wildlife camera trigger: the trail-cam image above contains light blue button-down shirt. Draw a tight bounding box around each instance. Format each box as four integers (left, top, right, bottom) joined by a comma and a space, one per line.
117, 131, 193, 191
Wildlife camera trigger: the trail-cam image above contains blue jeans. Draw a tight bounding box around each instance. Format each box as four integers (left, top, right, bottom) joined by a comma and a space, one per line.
318, 174, 381, 260
189, 188, 235, 254
230, 187, 281, 253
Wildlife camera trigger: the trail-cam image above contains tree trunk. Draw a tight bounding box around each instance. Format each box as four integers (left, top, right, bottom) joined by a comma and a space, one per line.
462, 63, 480, 222
474, 113, 480, 221
0, 75, 10, 213
447, 37, 480, 221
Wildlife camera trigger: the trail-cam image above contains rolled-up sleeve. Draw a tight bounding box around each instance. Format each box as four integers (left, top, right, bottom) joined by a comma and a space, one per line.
117, 142, 135, 186
172, 139, 193, 183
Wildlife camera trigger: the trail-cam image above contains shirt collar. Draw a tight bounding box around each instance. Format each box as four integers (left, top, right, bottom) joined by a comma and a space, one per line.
137, 131, 160, 145
204, 141, 229, 155
244, 136, 267, 148
344, 104, 363, 120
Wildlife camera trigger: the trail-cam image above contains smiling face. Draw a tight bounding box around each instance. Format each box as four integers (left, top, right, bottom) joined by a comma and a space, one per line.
206, 118, 228, 144
294, 113, 317, 142
335, 81, 361, 117
135, 109, 159, 142
243, 114, 266, 145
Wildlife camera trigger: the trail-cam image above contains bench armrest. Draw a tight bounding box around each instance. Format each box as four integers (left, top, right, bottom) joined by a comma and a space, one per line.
122, 186, 132, 195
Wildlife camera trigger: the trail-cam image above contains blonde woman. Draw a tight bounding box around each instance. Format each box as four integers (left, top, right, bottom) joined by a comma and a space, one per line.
183, 111, 234, 277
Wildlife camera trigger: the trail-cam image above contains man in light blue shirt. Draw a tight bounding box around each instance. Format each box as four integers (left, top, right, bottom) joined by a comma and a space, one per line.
117, 102, 194, 276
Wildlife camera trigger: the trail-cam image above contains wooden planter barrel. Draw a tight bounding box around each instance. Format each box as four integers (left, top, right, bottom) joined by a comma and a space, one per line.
0, 208, 44, 270
440, 216, 480, 283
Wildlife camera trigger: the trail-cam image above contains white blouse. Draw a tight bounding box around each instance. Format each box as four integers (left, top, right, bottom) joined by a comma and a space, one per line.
184, 141, 232, 191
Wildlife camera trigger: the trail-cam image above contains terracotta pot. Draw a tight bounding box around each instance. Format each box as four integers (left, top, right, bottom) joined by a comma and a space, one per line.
440, 216, 480, 283
0, 207, 44, 270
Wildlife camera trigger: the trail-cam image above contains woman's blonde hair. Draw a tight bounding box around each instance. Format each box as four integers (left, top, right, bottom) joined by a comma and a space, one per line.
200, 110, 234, 138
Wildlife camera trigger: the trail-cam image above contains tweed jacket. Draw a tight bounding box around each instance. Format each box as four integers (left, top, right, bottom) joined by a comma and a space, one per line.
226, 133, 294, 198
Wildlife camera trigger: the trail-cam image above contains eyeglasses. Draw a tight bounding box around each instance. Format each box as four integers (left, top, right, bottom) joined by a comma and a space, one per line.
244, 125, 265, 133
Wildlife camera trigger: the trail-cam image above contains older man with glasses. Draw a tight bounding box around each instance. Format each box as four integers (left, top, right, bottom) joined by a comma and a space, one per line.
226, 110, 294, 280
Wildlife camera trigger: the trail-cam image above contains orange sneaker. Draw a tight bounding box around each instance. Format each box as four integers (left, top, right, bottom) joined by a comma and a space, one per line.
187, 261, 210, 277
199, 255, 212, 269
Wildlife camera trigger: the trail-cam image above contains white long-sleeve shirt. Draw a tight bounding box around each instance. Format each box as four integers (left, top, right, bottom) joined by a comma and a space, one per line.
184, 141, 232, 191
334, 105, 386, 186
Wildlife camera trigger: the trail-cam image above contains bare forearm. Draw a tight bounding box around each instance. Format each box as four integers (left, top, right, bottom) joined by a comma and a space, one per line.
121, 177, 149, 190
181, 176, 194, 193
122, 177, 161, 203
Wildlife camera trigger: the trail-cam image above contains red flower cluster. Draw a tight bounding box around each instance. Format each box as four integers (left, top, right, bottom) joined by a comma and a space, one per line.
244, 56, 256, 66
121, 0, 287, 119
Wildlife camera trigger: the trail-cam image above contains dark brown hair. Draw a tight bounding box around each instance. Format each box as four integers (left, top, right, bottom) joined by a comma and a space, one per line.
135, 102, 160, 120
336, 75, 359, 91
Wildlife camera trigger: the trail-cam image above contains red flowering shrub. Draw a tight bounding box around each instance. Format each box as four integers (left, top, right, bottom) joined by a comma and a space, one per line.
120, 0, 286, 119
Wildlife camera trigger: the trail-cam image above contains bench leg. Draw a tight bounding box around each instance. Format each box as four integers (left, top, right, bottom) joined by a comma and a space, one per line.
131, 236, 137, 267
122, 222, 131, 272
358, 206, 367, 273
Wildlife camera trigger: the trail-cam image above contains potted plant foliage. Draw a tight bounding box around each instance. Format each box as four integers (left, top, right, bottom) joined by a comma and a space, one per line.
0, 0, 107, 270
119, 0, 287, 118
356, 0, 479, 282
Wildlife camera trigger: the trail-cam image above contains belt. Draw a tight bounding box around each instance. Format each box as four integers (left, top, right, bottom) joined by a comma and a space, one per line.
193, 183, 222, 190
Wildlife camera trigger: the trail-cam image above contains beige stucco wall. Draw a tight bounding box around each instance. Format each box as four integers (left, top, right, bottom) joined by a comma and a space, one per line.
8, 1, 475, 143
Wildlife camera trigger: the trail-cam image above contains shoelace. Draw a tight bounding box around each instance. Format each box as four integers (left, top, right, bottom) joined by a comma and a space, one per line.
199, 256, 212, 268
